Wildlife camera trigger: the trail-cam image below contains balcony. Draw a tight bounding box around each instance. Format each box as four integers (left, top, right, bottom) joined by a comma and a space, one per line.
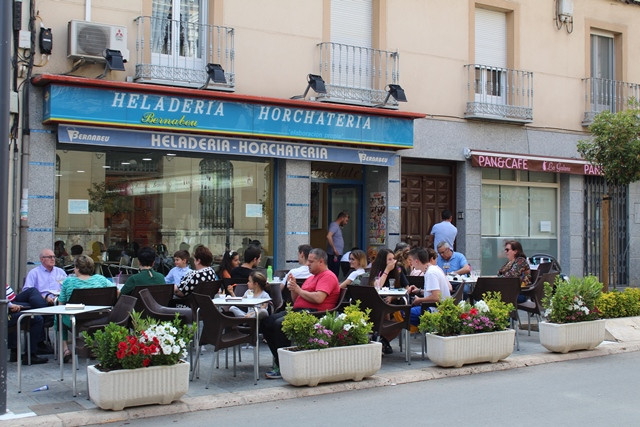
134, 16, 235, 91
582, 77, 640, 126
464, 64, 533, 124
315, 42, 400, 107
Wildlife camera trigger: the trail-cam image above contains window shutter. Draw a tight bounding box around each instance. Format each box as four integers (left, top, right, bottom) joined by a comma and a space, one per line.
475, 8, 506, 68
330, 0, 372, 48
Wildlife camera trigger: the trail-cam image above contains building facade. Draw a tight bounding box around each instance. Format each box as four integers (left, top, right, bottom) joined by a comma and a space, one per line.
6, 0, 640, 286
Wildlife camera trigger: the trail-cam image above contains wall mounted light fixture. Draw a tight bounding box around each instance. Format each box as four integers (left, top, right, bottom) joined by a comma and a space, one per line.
291, 74, 327, 100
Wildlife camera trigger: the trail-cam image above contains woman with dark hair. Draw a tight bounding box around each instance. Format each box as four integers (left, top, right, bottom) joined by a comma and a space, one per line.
177, 245, 218, 297
57, 254, 115, 361
217, 250, 240, 279
369, 248, 409, 290
498, 240, 531, 288
120, 247, 166, 295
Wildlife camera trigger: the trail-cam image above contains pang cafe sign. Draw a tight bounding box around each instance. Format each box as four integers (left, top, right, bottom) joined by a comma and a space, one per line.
472, 153, 602, 176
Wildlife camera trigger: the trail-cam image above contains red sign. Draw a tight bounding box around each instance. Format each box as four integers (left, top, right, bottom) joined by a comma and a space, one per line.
471, 154, 602, 176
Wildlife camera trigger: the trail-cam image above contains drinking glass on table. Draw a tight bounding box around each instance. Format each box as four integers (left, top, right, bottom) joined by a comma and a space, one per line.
388, 278, 396, 289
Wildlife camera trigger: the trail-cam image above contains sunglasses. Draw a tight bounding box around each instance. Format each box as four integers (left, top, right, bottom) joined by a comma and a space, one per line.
504, 248, 512, 252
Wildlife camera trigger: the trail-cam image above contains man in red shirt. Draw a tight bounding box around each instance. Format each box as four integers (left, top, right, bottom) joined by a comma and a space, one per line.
263, 248, 339, 379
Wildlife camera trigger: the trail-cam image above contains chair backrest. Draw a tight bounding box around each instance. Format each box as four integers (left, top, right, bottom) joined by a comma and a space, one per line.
108, 294, 137, 325
451, 280, 465, 304
347, 285, 409, 333
265, 282, 283, 312
406, 275, 424, 289
130, 284, 174, 315
295, 278, 306, 287
192, 292, 255, 349
471, 277, 520, 315
234, 283, 249, 297
273, 269, 288, 280
193, 280, 222, 298
137, 288, 192, 323
309, 288, 348, 318
68, 286, 118, 306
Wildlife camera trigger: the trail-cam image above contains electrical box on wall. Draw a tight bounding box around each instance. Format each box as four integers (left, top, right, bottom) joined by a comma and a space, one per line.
18, 30, 30, 49
10, 91, 19, 114
558, 0, 574, 17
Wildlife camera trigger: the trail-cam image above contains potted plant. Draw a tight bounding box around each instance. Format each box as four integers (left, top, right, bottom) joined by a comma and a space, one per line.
539, 275, 605, 353
418, 292, 516, 368
277, 302, 381, 387
83, 313, 195, 411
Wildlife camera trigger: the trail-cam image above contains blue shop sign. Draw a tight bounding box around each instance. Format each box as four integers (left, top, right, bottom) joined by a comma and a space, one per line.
45, 85, 413, 148
57, 125, 397, 166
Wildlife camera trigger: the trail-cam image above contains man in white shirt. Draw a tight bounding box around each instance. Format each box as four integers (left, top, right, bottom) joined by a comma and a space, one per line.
283, 244, 313, 283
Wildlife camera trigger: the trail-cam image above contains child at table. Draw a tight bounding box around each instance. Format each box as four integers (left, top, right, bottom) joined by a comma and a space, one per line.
228, 271, 271, 320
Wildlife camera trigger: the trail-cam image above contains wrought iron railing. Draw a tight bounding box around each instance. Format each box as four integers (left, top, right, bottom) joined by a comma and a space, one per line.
315, 42, 400, 106
582, 77, 640, 125
464, 64, 533, 123
134, 16, 235, 90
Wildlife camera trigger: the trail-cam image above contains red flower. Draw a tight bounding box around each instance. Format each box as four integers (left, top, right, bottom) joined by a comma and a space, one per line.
469, 308, 478, 316
143, 358, 151, 367
460, 313, 469, 320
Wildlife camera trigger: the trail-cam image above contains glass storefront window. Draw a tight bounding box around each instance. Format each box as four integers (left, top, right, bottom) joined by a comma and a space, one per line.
481, 170, 558, 275
54, 148, 274, 270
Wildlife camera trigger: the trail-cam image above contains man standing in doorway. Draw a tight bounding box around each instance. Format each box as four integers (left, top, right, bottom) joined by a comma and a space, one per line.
326, 211, 349, 276
429, 209, 457, 251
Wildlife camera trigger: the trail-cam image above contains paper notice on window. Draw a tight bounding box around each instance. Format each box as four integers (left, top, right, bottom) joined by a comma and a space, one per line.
246, 204, 263, 218
68, 199, 89, 214
539, 221, 551, 232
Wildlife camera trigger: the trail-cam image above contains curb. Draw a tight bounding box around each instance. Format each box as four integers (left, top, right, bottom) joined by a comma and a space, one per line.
5, 340, 640, 427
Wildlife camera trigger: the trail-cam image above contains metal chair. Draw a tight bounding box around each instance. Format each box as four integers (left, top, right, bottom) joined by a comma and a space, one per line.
190, 292, 258, 387
471, 277, 521, 350
518, 272, 558, 335
347, 284, 412, 364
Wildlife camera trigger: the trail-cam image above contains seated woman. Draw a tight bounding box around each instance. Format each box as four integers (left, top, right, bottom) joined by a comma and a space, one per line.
176, 245, 218, 298
56, 255, 115, 362
498, 240, 532, 305
408, 248, 451, 326
340, 249, 367, 289
228, 271, 272, 320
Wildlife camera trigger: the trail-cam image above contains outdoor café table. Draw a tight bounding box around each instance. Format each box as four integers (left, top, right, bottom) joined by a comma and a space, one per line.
377, 287, 409, 298
212, 295, 271, 384
17, 304, 112, 396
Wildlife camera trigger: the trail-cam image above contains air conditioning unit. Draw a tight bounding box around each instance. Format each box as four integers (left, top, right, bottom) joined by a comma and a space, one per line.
67, 20, 129, 62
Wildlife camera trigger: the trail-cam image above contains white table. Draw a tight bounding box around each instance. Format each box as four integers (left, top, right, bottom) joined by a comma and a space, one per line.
376, 288, 408, 298
17, 305, 112, 396
212, 296, 271, 383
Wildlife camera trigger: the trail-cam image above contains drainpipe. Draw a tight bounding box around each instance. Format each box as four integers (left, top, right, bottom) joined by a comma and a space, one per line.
86, 0, 92, 21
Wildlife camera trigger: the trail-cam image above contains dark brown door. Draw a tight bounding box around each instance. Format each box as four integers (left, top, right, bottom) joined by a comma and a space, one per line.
401, 164, 456, 249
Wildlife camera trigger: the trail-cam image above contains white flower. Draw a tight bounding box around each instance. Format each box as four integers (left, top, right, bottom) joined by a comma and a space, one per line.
343, 323, 353, 331
338, 313, 347, 320
474, 300, 490, 313
172, 345, 180, 354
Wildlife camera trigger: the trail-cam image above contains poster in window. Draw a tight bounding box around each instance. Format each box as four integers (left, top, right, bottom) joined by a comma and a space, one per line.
369, 192, 386, 245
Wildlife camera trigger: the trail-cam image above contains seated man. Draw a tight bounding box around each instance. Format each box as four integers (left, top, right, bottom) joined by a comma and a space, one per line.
283, 244, 313, 283
436, 242, 470, 276
23, 248, 67, 305
230, 245, 262, 279
6, 284, 48, 364
120, 247, 166, 295
262, 248, 340, 379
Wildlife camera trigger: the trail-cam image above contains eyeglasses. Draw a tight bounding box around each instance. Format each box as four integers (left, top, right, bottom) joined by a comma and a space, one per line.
41, 255, 55, 259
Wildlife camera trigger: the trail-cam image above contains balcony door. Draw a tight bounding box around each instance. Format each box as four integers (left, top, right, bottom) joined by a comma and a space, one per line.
474, 8, 507, 105
151, 0, 206, 72
590, 33, 615, 113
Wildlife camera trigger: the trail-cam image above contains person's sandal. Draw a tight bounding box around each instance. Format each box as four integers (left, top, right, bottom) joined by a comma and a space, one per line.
63, 350, 72, 363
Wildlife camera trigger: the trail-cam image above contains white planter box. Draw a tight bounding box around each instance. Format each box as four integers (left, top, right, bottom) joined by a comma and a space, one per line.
278, 342, 382, 387
426, 329, 515, 368
539, 319, 606, 353
87, 362, 190, 411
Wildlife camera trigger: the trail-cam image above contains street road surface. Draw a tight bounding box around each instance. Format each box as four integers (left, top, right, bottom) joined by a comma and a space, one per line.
98, 352, 640, 426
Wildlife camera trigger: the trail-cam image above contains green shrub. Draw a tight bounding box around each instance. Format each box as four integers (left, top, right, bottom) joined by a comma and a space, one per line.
541, 275, 602, 323
597, 288, 640, 318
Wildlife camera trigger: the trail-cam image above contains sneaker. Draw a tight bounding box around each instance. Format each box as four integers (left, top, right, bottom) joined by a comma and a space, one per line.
265, 368, 282, 379
520, 299, 536, 309
36, 342, 54, 355
380, 338, 393, 355
24, 354, 48, 365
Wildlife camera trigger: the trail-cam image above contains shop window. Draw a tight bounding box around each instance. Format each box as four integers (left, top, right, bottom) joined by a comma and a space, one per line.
199, 159, 234, 229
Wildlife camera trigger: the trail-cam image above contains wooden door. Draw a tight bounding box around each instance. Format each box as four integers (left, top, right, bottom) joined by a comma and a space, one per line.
401, 171, 455, 249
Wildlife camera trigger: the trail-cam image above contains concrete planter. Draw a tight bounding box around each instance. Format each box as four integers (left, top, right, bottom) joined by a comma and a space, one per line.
426, 329, 515, 368
539, 319, 606, 353
87, 362, 190, 411
278, 342, 382, 387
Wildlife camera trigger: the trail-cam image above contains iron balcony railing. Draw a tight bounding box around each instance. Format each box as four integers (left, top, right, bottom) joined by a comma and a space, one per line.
316, 42, 400, 106
582, 77, 640, 126
134, 16, 235, 90
464, 64, 533, 123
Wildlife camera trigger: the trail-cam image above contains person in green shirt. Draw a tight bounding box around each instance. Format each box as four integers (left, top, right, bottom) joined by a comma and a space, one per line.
120, 246, 166, 295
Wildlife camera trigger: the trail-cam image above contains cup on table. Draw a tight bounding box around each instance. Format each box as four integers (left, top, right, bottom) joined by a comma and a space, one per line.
388, 278, 396, 289
471, 270, 480, 280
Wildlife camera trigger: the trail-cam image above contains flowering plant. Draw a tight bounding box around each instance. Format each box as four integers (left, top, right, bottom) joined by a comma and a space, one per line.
541, 275, 602, 324
418, 292, 513, 336
281, 302, 373, 350
82, 312, 195, 371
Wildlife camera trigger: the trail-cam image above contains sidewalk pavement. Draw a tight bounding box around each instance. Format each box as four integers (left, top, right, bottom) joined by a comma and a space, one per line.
2, 316, 640, 426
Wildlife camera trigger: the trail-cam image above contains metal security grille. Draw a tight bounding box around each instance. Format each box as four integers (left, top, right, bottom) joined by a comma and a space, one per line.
199, 159, 233, 230
584, 176, 628, 286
